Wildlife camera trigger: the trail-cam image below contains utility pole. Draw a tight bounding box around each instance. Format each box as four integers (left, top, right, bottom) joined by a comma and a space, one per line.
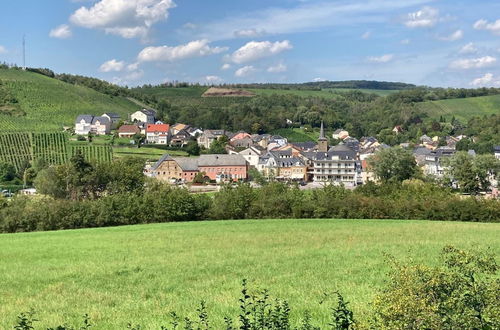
22, 34, 26, 70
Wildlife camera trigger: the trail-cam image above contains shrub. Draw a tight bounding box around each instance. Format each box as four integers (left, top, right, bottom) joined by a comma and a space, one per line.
372, 246, 500, 329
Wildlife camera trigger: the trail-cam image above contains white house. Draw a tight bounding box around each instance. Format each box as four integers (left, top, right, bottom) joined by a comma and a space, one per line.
75, 115, 93, 135
332, 129, 349, 140
131, 109, 156, 124
74, 115, 110, 135
146, 124, 170, 144
102, 113, 121, 129
238, 146, 264, 167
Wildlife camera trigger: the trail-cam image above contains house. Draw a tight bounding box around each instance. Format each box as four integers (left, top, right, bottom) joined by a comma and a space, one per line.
424, 148, 456, 178
290, 142, 318, 152
149, 154, 199, 183
170, 129, 192, 146
230, 137, 254, 149
171, 123, 190, 135
91, 116, 111, 135
131, 109, 156, 124
307, 144, 358, 186
197, 130, 229, 149
118, 125, 140, 138
187, 127, 203, 137
230, 131, 252, 141
74, 115, 94, 135
494, 146, 500, 160
237, 146, 264, 167
102, 113, 121, 129
393, 125, 403, 134
198, 154, 248, 182
146, 124, 170, 144
74, 115, 111, 135
148, 154, 248, 183
257, 150, 308, 181
332, 129, 349, 140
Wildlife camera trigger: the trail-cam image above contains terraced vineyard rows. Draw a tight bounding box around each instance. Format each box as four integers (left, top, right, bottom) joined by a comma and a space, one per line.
0, 133, 32, 171
68, 145, 113, 162
0, 132, 113, 171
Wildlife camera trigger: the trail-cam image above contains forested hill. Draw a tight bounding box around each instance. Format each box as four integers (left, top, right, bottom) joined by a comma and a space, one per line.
232, 80, 417, 91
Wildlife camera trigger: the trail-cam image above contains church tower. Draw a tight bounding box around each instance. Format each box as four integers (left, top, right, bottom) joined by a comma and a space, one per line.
317, 121, 328, 152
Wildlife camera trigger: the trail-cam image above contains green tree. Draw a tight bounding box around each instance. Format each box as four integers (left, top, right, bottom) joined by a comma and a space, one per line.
132, 133, 146, 148
368, 147, 419, 183
444, 152, 500, 194
185, 139, 200, 156
0, 162, 17, 182
208, 136, 227, 154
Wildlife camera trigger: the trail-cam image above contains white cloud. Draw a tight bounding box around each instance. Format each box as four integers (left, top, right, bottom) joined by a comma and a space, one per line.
404, 6, 439, 28
229, 40, 292, 64
127, 62, 140, 71
267, 62, 287, 73
437, 29, 463, 41
361, 30, 371, 39
199, 0, 433, 40
473, 19, 500, 36
221, 63, 231, 70
450, 56, 497, 69
235, 65, 256, 77
0, 46, 6, 54
99, 59, 126, 72
470, 73, 500, 87
49, 24, 72, 39
400, 39, 410, 45
183, 22, 197, 29
313, 77, 326, 82
69, 0, 175, 39
459, 42, 477, 54
137, 39, 227, 62
234, 29, 266, 38
367, 54, 394, 63
205, 75, 222, 83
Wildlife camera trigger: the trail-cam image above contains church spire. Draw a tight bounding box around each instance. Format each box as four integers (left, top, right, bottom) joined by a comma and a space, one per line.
319, 121, 326, 140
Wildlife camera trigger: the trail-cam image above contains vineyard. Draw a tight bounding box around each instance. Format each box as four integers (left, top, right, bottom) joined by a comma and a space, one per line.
0, 68, 139, 132
0, 132, 113, 171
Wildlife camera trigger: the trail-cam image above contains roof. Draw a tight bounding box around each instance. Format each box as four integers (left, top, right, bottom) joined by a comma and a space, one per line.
118, 125, 140, 133
174, 157, 199, 171
146, 124, 170, 133
141, 109, 156, 116
91, 116, 110, 125
494, 146, 500, 152
75, 115, 94, 124
103, 112, 120, 119
333, 128, 345, 134
290, 142, 317, 150
198, 154, 247, 166
152, 154, 174, 170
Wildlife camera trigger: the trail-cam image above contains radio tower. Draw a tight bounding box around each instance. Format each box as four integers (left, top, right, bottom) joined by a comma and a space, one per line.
22, 35, 26, 70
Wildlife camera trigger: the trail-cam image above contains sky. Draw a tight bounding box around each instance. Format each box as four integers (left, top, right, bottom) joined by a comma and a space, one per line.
1, 0, 500, 87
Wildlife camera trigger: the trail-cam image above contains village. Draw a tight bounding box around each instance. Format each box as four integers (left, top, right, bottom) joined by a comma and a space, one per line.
73, 109, 500, 191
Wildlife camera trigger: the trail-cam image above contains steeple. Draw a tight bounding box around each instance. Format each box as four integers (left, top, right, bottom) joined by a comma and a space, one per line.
317, 121, 328, 152
319, 121, 326, 140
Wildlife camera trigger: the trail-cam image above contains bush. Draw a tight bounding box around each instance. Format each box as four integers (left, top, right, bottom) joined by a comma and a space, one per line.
372, 246, 500, 329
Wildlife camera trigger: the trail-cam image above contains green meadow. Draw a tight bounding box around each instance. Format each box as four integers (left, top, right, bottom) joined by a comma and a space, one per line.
0, 219, 498, 328
417, 93, 500, 122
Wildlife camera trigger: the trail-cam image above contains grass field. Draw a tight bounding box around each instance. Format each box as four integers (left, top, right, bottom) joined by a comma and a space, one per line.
0, 68, 139, 131
0, 219, 498, 328
113, 146, 188, 160
417, 94, 500, 122
272, 127, 319, 142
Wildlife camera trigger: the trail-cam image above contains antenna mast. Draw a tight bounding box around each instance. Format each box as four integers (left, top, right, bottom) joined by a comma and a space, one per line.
22, 35, 26, 70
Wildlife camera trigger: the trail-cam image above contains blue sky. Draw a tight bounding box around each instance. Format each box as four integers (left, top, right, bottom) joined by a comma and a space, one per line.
1, 0, 500, 87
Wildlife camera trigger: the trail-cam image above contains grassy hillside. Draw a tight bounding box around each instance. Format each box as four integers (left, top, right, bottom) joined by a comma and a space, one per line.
417, 94, 500, 122
0, 68, 139, 131
0, 219, 497, 328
